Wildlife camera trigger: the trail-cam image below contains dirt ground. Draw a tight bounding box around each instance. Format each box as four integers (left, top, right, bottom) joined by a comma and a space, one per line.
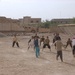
0, 33, 75, 75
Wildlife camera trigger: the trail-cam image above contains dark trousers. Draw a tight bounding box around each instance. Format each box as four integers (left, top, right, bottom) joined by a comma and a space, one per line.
66, 43, 72, 48
12, 41, 19, 47
43, 44, 51, 51
43, 44, 51, 49
57, 51, 63, 62
72, 45, 75, 56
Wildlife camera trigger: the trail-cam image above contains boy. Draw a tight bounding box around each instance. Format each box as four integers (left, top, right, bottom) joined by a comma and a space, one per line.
65, 38, 72, 49
72, 37, 75, 57
54, 39, 64, 62
12, 34, 19, 47
28, 36, 34, 50
34, 36, 40, 58
42, 36, 51, 51
40, 36, 45, 46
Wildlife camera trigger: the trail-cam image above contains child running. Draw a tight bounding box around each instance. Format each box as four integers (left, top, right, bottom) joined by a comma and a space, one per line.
40, 36, 45, 46
65, 38, 72, 49
34, 36, 40, 58
54, 38, 64, 62
42, 36, 51, 51
28, 36, 34, 50
72, 37, 75, 57
12, 34, 19, 47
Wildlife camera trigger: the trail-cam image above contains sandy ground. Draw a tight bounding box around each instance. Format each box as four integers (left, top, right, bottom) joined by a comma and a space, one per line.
0, 33, 75, 75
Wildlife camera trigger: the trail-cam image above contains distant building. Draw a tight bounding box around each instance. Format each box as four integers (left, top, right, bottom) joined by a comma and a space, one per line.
20, 16, 41, 27
51, 18, 74, 25
0, 16, 41, 35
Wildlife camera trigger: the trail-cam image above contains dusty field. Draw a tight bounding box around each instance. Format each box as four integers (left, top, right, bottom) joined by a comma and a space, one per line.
0, 33, 75, 75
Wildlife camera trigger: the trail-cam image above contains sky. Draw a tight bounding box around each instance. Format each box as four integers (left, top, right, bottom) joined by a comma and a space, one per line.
0, 0, 75, 20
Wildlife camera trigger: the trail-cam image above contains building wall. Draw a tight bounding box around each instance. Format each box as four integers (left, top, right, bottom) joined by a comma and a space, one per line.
51, 19, 74, 24
0, 23, 25, 31
0, 16, 41, 34
0, 23, 11, 31
21, 16, 41, 27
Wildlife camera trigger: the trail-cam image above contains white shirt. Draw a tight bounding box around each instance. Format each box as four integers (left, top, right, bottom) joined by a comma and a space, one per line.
72, 39, 75, 46
29, 39, 34, 46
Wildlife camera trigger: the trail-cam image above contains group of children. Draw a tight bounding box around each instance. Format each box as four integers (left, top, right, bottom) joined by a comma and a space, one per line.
28, 34, 51, 58
12, 33, 75, 62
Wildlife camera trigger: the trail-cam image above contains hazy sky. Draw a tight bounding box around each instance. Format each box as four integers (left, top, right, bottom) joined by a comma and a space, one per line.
0, 0, 75, 20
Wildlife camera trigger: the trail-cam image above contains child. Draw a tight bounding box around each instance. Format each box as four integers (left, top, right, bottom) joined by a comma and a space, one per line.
72, 37, 75, 57
34, 36, 40, 58
40, 36, 45, 46
53, 33, 61, 49
54, 39, 64, 62
12, 34, 19, 47
28, 36, 34, 50
42, 36, 51, 51
65, 38, 72, 49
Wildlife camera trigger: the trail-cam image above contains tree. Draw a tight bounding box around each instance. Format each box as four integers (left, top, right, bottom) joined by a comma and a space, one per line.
41, 20, 51, 28
37, 19, 59, 28
73, 17, 75, 23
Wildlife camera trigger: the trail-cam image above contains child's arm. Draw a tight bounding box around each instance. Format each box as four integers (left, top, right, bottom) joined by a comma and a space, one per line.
28, 39, 31, 45
51, 41, 56, 46
62, 43, 66, 48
